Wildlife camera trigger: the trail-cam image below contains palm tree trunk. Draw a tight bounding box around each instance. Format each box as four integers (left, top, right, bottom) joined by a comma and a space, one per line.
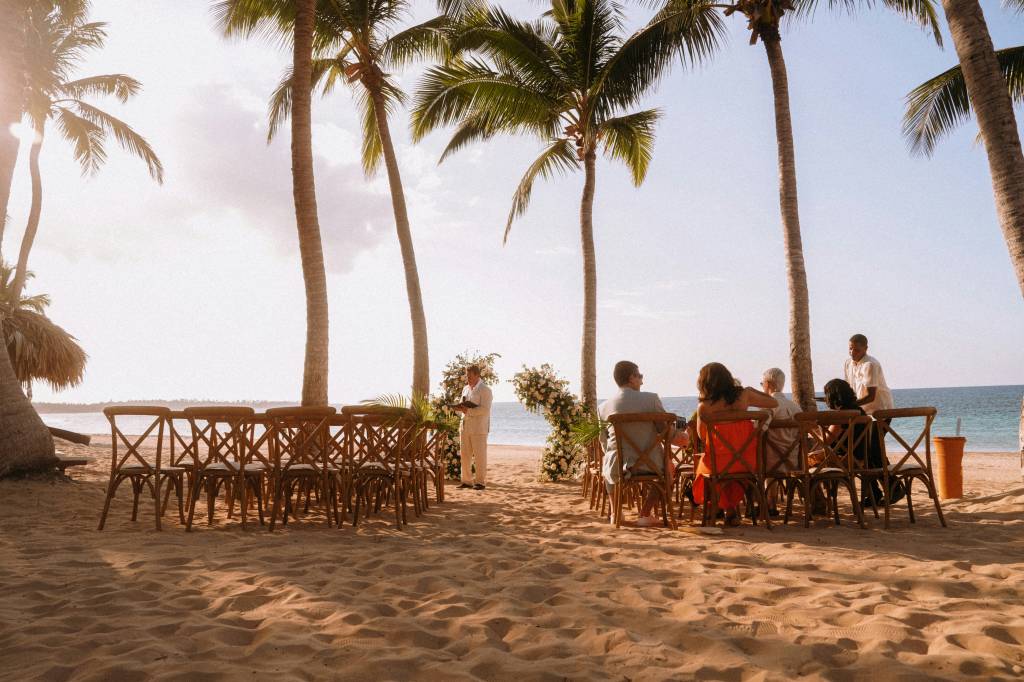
0, 0, 28, 258
940, 0, 1024, 299
10, 121, 43, 302
762, 31, 815, 411
580, 149, 598, 412
291, 0, 329, 406
369, 85, 430, 397
0, 0, 54, 478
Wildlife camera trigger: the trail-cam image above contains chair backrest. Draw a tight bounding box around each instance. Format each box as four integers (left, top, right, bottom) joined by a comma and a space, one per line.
608, 412, 676, 480
103, 406, 170, 474
166, 411, 199, 468
794, 410, 863, 475
325, 413, 351, 470
700, 409, 770, 478
183, 406, 255, 470
764, 418, 801, 477
872, 407, 937, 473
266, 406, 336, 473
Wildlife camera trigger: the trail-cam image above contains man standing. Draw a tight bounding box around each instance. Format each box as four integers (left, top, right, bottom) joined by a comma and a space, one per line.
844, 334, 894, 415
456, 365, 493, 490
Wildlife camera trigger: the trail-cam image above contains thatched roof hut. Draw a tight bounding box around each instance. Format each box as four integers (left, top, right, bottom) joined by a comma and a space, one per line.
2, 308, 86, 391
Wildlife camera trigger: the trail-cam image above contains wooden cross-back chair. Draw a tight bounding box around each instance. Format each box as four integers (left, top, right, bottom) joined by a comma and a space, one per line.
698, 410, 771, 528
265, 406, 337, 531
167, 410, 200, 494
792, 411, 867, 529
421, 422, 448, 505
670, 420, 697, 521
183, 406, 264, 530
608, 412, 677, 529
762, 418, 802, 517
342, 406, 417, 529
324, 413, 353, 527
873, 407, 946, 528
98, 406, 184, 531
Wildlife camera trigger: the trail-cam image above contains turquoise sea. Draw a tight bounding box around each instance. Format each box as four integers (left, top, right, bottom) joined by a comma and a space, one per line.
41, 385, 1022, 452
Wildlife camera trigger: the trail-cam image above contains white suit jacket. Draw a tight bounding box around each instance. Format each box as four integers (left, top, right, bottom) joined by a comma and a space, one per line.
459, 382, 493, 435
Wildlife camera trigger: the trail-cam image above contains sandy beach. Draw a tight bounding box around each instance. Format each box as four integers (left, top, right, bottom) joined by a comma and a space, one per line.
1, 442, 1023, 681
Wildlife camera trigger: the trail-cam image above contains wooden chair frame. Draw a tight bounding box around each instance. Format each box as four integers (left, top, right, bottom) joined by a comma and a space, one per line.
762, 418, 802, 519
791, 411, 866, 529
699, 410, 771, 528
98, 406, 183, 531
608, 412, 677, 530
342, 406, 416, 530
265, 407, 337, 531
183, 406, 264, 531
670, 422, 697, 521
873, 407, 946, 528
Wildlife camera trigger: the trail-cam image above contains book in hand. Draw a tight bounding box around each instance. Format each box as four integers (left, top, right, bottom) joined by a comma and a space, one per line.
453, 399, 478, 409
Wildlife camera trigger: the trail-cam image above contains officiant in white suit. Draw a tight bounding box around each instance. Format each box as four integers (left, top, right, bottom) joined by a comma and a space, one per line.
456, 365, 493, 490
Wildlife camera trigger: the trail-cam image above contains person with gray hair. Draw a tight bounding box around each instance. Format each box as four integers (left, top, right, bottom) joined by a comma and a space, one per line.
760, 368, 801, 516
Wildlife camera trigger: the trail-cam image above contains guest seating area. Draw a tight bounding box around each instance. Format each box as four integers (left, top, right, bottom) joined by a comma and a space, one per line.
97, 405, 450, 531
587, 407, 947, 530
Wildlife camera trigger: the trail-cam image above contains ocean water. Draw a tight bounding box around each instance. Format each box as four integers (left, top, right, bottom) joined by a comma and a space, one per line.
41, 385, 1022, 452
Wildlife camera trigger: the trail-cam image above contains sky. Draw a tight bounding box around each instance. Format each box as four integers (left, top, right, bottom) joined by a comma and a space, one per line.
5, 0, 1023, 405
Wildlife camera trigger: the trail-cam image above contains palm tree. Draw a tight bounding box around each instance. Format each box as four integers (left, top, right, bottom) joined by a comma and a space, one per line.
10, 8, 163, 304
0, 0, 87, 478
903, 0, 1024, 299
412, 0, 723, 411
265, 0, 449, 398
903, 0, 1024, 474
688, 0, 942, 411
214, 0, 331, 406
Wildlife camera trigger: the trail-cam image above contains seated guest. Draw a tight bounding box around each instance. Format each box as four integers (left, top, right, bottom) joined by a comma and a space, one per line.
822, 378, 903, 506
600, 360, 673, 527
761, 367, 801, 514
694, 363, 778, 526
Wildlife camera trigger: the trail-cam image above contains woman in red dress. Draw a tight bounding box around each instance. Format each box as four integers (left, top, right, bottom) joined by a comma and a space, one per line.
694, 363, 778, 526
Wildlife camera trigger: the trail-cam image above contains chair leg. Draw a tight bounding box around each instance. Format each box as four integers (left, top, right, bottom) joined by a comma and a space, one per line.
97, 474, 124, 531
844, 478, 866, 529
130, 477, 143, 522
927, 477, 947, 528
906, 479, 917, 523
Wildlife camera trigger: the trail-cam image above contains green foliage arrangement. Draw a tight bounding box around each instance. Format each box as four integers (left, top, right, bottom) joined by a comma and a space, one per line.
511, 364, 587, 482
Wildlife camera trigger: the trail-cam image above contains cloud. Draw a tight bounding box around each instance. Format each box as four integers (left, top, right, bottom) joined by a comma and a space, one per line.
177, 84, 393, 273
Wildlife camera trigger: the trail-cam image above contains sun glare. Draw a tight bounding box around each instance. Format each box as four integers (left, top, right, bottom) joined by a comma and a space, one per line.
8, 122, 39, 145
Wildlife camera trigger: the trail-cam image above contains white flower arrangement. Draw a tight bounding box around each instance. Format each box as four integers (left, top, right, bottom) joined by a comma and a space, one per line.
511, 363, 587, 482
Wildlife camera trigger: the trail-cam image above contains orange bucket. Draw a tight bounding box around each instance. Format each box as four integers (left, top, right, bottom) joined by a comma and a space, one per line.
932, 436, 966, 499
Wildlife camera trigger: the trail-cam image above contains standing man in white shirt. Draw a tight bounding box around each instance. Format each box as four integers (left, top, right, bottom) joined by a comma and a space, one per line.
456, 365, 493, 490
843, 334, 894, 415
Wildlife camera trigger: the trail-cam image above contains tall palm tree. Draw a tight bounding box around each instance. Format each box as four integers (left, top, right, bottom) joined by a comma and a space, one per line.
903, 0, 1024, 298
0, 0, 87, 478
412, 0, 722, 411
903, 0, 1024, 473
215, 0, 331, 406
265, 0, 449, 397
11, 8, 163, 304
688, 0, 942, 410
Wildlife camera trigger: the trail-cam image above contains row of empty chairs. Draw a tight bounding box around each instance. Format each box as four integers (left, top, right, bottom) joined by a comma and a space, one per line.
97, 405, 450, 531
582, 407, 946, 530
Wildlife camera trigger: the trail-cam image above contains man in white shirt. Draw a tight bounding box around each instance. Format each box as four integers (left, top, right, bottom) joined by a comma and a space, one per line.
843, 334, 894, 415
456, 365, 493, 490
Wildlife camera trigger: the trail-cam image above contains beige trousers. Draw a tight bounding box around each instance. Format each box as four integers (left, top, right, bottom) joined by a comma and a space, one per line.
460, 431, 488, 484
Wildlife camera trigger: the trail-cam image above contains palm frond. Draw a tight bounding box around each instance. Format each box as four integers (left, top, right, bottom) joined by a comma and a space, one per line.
599, 108, 660, 185
879, 0, 943, 47
1006, 0, 1024, 13
595, 0, 724, 113
438, 108, 500, 162
58, 74, 141, 103
53, 105, 106, 176
412, 59, 557, 141
379, 14, 451, 68
570, 412, 608, 446
211, 0, 294, 47
69, 100, 164, 182
504, 138, 579, 243
903, 45, 1024, 156
451, 7, 564, 90
266, 57, 346, 142
358, 88, 385, 176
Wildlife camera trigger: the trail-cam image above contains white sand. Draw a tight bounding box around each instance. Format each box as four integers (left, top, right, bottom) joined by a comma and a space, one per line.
0, 442, 1022, 680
